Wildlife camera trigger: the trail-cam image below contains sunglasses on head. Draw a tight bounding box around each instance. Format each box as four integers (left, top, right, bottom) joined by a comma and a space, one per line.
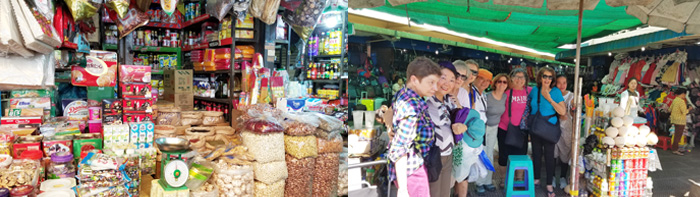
542, 74, 553, 80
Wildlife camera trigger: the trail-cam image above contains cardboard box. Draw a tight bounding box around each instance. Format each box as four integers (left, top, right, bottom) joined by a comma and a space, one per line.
88, 86, 115, 103
163, 70, 193, 93
163, 93, 194, 111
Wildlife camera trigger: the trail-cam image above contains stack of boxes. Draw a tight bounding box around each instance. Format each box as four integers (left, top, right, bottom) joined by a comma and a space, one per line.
163, 69, 194, 110
119, 65, 154, 123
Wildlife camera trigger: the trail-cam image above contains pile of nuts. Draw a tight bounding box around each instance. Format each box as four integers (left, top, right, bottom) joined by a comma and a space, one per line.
284, 135, 318, 159
313, 153, 340, 197
284, 155, 315, 196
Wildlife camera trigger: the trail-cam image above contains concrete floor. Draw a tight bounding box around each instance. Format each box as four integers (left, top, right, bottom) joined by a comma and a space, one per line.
351, 147, 700, 197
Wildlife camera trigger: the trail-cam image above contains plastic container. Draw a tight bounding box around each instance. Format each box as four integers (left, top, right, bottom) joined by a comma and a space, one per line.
215, 166, 254, 197
9, 185, 33, 197
0, 188, 9, 197
0, 155, 12, 169
185, 163, 214, 190
48, 152, 75, 179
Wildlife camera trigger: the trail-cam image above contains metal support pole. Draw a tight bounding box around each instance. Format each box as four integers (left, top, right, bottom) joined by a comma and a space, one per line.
570, 0, 584, 196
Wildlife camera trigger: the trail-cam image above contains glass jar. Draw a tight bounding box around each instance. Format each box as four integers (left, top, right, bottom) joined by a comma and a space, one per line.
48, 152, 75, 179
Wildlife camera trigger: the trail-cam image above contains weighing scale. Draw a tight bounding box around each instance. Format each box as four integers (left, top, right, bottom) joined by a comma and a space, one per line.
155, 149, 191, 195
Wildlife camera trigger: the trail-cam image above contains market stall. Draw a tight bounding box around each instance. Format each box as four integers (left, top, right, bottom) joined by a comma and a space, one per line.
0, 0, 349, 196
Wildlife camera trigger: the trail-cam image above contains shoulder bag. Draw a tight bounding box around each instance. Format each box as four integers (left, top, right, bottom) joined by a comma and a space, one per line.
505, 89, 528, 149
528, 88, 562, 144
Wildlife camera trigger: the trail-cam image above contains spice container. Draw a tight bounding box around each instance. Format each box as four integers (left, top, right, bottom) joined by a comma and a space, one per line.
48, 152, 75, 179
9, 185, 33, 197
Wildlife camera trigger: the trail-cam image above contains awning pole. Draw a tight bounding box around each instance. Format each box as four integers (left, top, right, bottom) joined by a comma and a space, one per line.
570, 0, 584, 196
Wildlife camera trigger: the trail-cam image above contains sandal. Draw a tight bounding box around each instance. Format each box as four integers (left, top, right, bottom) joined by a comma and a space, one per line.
673, 151, 685, 156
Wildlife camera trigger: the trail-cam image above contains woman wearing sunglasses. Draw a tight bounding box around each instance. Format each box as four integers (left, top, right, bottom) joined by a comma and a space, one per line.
480, 73, 510, 193
529, 67, 567, 197
497, 68, 531, 187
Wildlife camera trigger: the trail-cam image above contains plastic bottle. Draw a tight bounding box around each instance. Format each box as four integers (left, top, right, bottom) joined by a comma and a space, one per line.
320, 32, 326, 55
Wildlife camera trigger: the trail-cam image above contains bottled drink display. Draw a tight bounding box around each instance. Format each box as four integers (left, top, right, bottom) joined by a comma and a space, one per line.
134, 29, 180, 47
184, 2, 202, 21
308, 29, 344, 57
306, 59, 341, 80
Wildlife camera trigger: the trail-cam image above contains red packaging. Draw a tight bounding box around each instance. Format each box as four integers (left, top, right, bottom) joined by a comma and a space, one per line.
0, 117, 42, 125
123, 99, 153, 113
123, 113, 153, 123
103, 114, 123, 125
13, 141, 41, 158
102, 99, 123, 115
215, 62, 231, 70
120, 83, 153, 99
120, 65, 152, 83
71, 51, 118, 87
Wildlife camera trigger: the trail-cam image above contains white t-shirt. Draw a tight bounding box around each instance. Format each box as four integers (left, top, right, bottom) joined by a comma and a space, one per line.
457, 86, 488, 123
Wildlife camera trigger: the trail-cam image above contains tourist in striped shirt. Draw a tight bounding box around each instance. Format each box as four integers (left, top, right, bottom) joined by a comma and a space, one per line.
388, 57, 442, 197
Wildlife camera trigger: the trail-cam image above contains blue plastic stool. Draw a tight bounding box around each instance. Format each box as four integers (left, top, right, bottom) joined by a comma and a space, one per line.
505, 155, 535, 197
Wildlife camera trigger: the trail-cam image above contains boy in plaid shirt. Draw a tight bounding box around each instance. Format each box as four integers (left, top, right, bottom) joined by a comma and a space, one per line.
388, 57, 442, 197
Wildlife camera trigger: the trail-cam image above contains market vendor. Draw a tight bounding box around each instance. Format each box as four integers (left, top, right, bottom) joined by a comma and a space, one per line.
386, 57, 442, 197
620, 78, 643, 116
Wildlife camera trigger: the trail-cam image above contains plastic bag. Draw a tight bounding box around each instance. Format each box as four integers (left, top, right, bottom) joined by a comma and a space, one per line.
255, 180, 285, 197
105, 0, 129, 19
74, 184, 129, 197
282, 0, 329, 41
253, 161, 288, 184
338, 156, 348, 196
206, 0, 234, 21
186, 159, 215, 191
242, 131, 285, 163
314, 113, 343, 132
107, 5, 149, 39
243, 119, 284, 134
283, 113, 319, 135
161, 0, 179, 16
249, 0, 281, 24
284, 135, 318, 159
233, 0, 252, 21
64, 0, 100, 22
156, 107, 181, 126
202, 111, 224, 126
317, 131, 343, 153
285, 155, 314, 197
313, 153, 339, 197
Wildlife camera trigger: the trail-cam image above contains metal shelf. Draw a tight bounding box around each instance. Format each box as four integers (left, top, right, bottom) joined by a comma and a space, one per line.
193, 96, 231, 104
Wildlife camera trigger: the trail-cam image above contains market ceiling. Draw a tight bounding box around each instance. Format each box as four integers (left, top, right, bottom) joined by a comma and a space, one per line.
350, 0, 645, 57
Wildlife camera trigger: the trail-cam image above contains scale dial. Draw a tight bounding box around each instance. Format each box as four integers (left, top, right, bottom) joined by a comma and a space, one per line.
163, 160, 189, 187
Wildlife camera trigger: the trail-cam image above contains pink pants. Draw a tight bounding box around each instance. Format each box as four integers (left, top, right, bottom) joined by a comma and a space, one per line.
394, 165, 431, 197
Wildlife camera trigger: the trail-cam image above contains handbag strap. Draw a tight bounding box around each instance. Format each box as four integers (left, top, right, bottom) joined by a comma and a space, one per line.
508, 89, 513, 118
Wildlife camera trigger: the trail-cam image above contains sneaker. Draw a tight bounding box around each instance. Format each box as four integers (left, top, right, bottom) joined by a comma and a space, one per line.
476, 185, 486, 196
484, 184, 497, 192
560, 177, 568, 190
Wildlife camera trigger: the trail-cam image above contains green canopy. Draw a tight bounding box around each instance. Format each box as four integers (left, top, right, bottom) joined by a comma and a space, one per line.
366, 0, 643, 54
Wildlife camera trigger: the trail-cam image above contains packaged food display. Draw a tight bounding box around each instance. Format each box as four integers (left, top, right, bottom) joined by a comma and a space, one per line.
12, 136, 42, 158
122, 98, 153, 114
313, 153, 340, 197
48, 152, 75, 179
0, 159, 40, 189
254, 180, 285, 197
241, 131, 284, 163
42, 135, 73, 157
156, 107, 181, 126
284, 135, 318, 159
9, 98, 51, 110
119, 83, 152, 99
10, 90, 52, 98
214, 164, 254, 197
202, 111, 224, 126
109, 5, 150, 39
284, 155, 314, 197
283, 121, 316, 136
119, 65, 152, 83
123, 113, 153, 123
252, 161, 288, 184
317, 131, 344, 154
62, 99, 89, 121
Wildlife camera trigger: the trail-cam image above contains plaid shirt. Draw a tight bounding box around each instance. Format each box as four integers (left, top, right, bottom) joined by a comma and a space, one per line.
387, 87, 435, 182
